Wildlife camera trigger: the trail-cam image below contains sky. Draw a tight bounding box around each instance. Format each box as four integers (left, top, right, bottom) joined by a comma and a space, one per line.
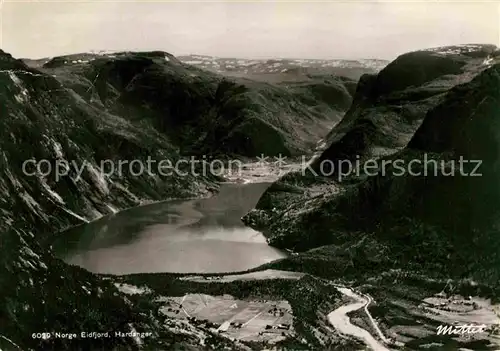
1, 0, 499, 60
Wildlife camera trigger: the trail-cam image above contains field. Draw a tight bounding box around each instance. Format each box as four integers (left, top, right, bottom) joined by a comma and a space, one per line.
159, 293, 294, 343
366, 283, 500, 349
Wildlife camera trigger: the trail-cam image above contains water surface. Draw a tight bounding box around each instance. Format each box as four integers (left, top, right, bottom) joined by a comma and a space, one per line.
53, 182, 287, 274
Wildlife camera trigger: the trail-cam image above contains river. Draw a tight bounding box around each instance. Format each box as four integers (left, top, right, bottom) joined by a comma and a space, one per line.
52, 182, 287, 275
328, 287, 391, 351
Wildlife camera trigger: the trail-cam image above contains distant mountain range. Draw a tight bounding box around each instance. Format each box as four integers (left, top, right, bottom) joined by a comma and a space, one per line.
177, 54, 389, 79
22, 52, 389, 82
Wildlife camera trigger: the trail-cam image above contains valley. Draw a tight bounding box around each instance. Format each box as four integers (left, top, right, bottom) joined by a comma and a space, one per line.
1, 42, 500, 351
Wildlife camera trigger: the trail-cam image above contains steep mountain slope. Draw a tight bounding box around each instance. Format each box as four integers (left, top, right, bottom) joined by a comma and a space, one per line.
1, 47, 357, 350
311, 44, 498, 175
244, 44, 500, 282
243, 45, 500, 349
0, 49, 230, 350
9, 43, 499, 350
1, 50, 219, 230
26, 51, 355, 157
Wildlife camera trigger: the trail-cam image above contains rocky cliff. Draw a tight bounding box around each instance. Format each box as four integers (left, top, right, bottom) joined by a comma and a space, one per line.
0, 49, 221, 350
244, 44, 500, 287
26, 51, 355, 157
1, 47, 356, 349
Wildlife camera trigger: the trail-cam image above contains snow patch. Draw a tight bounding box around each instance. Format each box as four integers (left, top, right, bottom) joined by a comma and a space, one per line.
19, 256, 36, 270
8, 71, 29, 103
128, 324, 143, 347
39, 178, 64, 204
21, 246, 41, 260
191, 55, 208, 60
115, 283, 151, 295
184, 60, 203, 65
62, 208, 89, 223
429, 44, 486, 56
20, 192, 47, 221
106, 204, 119, 214
8, 71, 22, 86
51, 139, 64, 158
483, 56, 494, 66
86, 163, 110, 195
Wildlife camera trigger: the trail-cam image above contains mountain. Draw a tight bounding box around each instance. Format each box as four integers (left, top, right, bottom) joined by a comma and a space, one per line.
0, 49, 229, 350
1, 50, 221, 230
311, 44, 499, 172
243, 44, 500, 348
23, 51, 357, 158
6, 44, 500, 350
177, 55, 388, 81
1, 48, 364, 350
245, 43, 500, 264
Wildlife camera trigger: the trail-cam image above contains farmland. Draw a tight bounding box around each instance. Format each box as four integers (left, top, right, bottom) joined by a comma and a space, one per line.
159, 293, 294, 343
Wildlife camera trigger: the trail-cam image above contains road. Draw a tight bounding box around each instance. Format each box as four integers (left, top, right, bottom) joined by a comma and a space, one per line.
327, 286, 394, 351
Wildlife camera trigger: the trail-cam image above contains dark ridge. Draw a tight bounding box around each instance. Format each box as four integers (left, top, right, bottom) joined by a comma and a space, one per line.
373, 51, 466, 97
408, 63, 500, 158
244, 46, 500, 291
